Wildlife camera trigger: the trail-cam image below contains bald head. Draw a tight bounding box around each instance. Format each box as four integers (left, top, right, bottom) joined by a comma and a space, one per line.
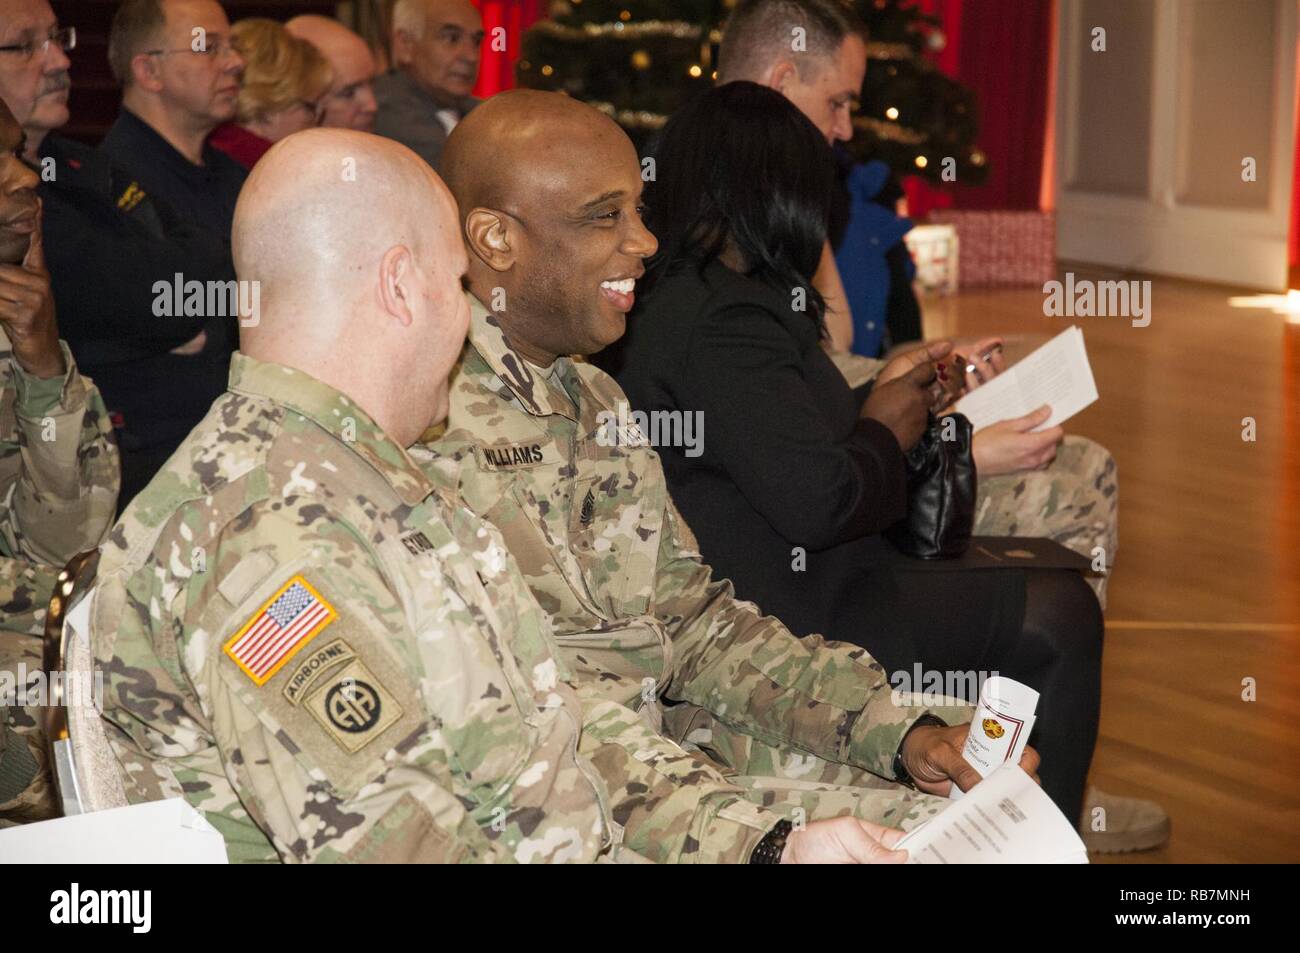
234, 129, 437, 308
286, 15, 378, 131
443, 89, 631, 227
442, 90, 657, 365
234, 129, 470, 443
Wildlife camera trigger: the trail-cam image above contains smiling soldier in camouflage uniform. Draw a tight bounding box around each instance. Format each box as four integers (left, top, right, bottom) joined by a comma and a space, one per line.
91, 129, 952, 864
0, 95, 119, 825
416, 91, 1021, 849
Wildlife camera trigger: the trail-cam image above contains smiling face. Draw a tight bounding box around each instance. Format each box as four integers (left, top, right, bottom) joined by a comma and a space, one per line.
496, 121, 658, 361
0, 98, 40, 264
0, 0, 72, 153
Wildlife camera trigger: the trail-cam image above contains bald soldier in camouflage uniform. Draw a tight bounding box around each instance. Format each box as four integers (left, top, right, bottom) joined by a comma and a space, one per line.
93, 129, 963, 864
416, 92, 1019, 840
0, 118, 120, 824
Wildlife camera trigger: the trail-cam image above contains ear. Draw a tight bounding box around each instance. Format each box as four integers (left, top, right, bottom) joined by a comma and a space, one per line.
378, 245, 416, 327
464, 208, 515, 273
130, 52, 164, 93
766, 60, 799, 95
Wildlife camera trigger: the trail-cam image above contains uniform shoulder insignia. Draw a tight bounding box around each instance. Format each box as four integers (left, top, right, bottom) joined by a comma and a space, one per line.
223, 575, 337, 685
307, 659, 403, 753
116, 181, 147, 212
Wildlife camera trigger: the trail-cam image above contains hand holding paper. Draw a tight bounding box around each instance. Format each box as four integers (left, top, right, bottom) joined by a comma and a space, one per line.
898, 763, 1089, 864
955, 326, 1099, 433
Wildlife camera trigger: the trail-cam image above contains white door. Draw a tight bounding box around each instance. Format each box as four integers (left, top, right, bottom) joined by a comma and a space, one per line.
1055, 0, 1297, 290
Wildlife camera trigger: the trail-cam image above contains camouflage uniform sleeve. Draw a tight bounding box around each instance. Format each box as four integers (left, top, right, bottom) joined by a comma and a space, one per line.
827, 349, 886, 391
0, 344, 119, 565
0, 557, 60, 637
655, 504, 969, 779
101, 502, 518, 864
577, 689, 782, 863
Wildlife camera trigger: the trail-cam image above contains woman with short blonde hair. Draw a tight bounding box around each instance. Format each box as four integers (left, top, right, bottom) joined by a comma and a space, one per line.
210, 19, 334, 168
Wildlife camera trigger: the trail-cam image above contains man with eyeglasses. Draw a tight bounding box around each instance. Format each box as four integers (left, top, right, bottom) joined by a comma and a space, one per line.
0, 7, 72, 146
285, 15, 379, 133
99, 0, 246, 502
0, 0, 238, 507
102, 0, 246, 240
374, 0, 483, 173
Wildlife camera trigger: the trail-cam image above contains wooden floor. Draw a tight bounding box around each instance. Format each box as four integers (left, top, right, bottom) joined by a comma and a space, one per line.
925, 266, 1300, 863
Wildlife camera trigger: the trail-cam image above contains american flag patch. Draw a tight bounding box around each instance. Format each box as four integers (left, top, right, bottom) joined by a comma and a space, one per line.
223, 576, 337, 685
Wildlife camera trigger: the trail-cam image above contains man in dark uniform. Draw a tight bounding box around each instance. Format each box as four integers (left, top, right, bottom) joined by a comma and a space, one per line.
101, 0, 246, 239
0, 0, 239, 506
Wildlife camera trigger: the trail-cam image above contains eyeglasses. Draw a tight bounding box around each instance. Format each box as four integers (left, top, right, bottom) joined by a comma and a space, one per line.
0, 26, 76, 61
142, 35, 244, 60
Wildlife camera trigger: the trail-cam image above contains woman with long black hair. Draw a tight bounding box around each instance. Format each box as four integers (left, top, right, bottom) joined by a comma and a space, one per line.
613, 81, 1103, 826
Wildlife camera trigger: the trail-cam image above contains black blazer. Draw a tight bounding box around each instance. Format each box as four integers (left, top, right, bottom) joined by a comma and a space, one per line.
616, 260, 909, 638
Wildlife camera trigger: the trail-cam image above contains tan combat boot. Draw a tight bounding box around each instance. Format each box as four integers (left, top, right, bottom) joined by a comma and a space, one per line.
1079, 786, 1171, 853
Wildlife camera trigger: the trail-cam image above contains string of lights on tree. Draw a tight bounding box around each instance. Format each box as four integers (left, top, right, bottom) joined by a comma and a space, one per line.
516, 0, 988, 186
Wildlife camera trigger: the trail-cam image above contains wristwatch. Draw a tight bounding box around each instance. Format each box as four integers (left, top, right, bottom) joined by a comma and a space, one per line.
892, 713, 948, 787
749, 819, 793, 864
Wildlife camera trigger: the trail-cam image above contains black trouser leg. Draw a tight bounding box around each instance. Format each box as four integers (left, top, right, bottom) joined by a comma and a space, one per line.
849, 564, 1103, 824
994, 569, 1104, 823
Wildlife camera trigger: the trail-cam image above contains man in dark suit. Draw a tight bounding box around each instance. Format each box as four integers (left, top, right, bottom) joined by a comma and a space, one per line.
374, 0, 483, 172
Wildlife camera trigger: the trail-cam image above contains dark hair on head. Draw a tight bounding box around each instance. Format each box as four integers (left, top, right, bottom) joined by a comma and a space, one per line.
642, 81, 836, 331
717, 0, 865, 84
108, 0, 167, 87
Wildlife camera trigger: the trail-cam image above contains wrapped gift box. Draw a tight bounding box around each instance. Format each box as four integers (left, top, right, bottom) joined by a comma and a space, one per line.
904, 224, 959, 296
927, 210, 1056, 288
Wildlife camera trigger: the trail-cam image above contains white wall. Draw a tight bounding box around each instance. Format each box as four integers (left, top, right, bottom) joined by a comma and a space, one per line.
1055, 0, 1297, 290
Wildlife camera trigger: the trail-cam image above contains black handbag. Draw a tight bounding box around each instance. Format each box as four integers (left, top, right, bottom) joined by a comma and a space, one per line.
884, 412, 976, 559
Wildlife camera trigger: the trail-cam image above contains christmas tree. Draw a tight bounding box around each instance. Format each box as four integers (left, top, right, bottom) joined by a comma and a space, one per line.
516, 0, 987, 186
847, 0, 987, 186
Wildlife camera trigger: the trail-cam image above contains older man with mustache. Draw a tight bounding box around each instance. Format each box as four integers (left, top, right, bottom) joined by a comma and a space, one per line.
0, 0, 241, 506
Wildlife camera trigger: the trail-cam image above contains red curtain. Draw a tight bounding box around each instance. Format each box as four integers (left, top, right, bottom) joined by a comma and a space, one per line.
904, 0, 1054, 217
473, 1, 1064, 220
1291, 92, 1299, 270
473, 0, 545, 98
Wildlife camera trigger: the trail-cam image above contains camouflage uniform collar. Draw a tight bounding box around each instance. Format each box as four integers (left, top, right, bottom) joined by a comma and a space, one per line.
228, 352, 435, 506
466, 292, 577, 422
